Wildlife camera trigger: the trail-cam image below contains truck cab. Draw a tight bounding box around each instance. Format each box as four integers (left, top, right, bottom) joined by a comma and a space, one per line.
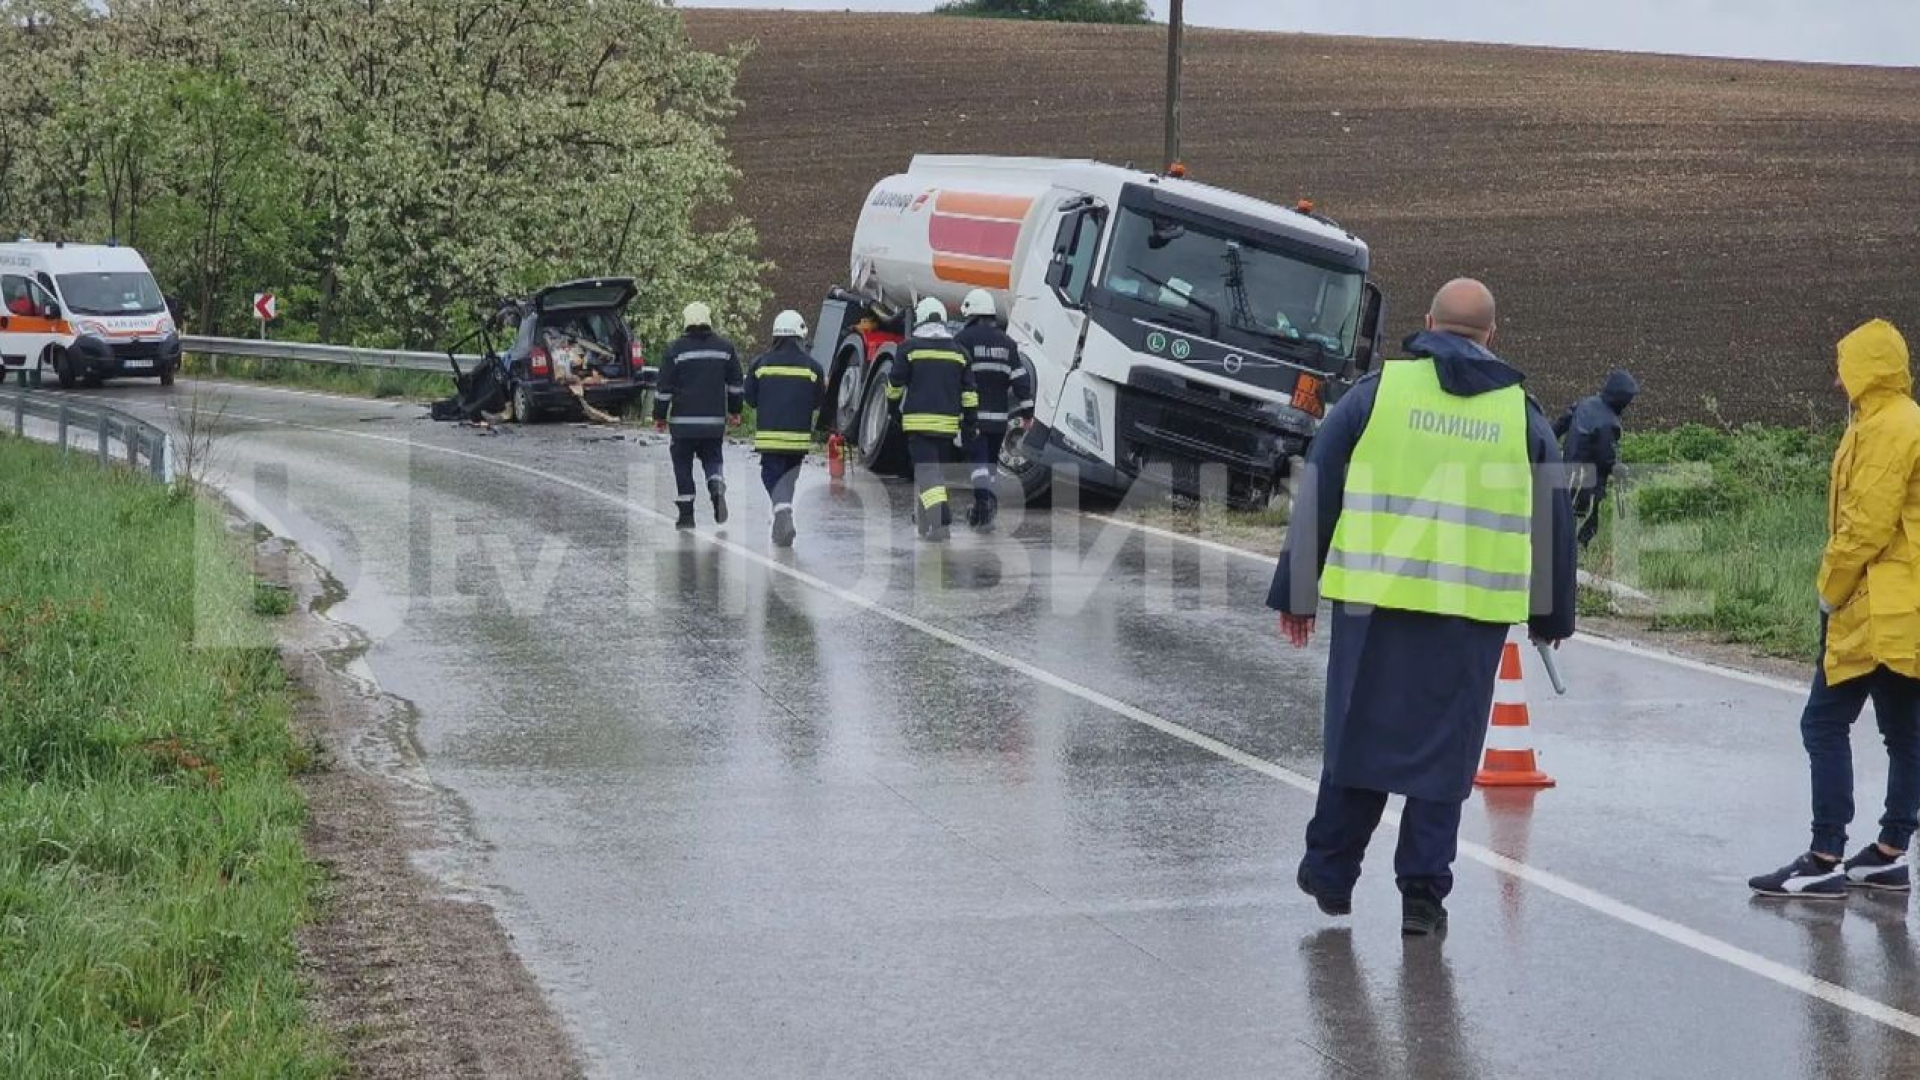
817, 157, 1384, 508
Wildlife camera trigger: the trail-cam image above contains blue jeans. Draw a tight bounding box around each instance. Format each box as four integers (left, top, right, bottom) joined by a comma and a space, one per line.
1303, 775, 1463, 899
1801, 629, 1920, 857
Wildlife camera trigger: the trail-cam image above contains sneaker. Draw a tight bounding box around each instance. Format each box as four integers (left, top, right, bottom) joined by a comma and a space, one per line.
1295, 860, 1351, 917
1843, 845, 1912, 892
1748, 853, 1848, 899
771, 509, 797, 549
709, 481, 729, 525
1401, 886, 1448, 937
674, 504, 695, 531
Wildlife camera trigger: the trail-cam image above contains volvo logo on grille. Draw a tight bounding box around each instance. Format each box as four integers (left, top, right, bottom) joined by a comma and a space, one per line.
1221, 353, 1245, 374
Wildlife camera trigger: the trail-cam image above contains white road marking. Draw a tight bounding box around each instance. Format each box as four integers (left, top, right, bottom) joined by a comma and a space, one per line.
88, 385, 1920, 1040
1084, 511, 1808, 695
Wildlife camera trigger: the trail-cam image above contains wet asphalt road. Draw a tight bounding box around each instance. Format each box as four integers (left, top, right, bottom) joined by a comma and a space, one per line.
49, 380, 1920, 1077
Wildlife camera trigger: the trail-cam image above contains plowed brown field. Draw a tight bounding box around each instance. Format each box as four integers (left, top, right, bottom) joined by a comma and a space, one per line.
686, 10, 1920, 425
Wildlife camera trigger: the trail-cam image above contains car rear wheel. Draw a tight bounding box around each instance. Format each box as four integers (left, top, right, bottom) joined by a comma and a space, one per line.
855, 359, 909, 478
511, 382, 540, 424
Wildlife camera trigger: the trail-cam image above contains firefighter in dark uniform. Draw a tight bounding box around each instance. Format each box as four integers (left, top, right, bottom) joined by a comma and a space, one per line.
744, 309, 825, 548
955, 288, 1032, 531
888, 297, 978, 542
653, 302, 744, 529
1270, 278, 1577, 936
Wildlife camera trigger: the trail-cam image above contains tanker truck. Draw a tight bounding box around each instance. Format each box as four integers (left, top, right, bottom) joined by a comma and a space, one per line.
810, 155, 1386, 508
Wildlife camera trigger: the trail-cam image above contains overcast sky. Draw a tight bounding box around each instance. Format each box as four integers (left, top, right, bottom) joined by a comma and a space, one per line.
680, 1, 1920, 67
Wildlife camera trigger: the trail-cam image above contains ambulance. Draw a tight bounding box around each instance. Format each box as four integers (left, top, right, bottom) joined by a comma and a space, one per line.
0, 241, 180, 388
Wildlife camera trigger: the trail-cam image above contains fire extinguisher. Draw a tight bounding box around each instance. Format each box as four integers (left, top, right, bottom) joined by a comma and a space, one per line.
826, 433, 846, 480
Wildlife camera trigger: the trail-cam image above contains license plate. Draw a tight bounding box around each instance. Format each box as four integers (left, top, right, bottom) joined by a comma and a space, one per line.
122, 359, 152, 370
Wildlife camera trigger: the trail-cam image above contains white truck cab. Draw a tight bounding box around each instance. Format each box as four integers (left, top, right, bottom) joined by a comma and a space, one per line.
0, 241, 180, 389
816, 156, 1385, 507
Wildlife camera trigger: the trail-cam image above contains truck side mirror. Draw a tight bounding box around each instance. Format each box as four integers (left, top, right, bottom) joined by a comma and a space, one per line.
1356, 281, 1386, 372
1044, 258, 1070, 290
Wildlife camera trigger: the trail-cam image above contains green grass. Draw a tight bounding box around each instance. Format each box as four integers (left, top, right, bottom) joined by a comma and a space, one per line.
1586, 423, 1835, 660
0, 438, 336, 1077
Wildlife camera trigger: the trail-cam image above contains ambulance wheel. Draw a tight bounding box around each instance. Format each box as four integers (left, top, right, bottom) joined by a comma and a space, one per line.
856, 361, 909, 478
51, 347, 76, 390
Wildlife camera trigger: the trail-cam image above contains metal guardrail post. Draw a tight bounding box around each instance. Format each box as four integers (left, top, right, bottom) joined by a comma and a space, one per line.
126, 420, 140, 469
57, 403, 70, 453
11, 390, 20, 436
97, 414, 111, 465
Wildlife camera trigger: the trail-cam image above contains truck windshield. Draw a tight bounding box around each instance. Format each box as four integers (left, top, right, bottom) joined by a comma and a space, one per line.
1100, 207, 1363, 357
56, 272, 166, 316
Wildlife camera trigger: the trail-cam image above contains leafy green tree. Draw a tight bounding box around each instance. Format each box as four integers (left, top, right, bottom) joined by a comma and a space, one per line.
933, 0, 1154, 24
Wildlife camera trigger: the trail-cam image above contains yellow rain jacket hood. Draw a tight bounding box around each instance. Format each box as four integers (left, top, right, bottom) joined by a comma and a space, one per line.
1819, 319, 1920, 684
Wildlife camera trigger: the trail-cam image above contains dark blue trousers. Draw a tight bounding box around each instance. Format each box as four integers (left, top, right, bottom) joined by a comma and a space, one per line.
670, 437, 724, 503
760, 453, 804, 510
1303, 774, 1464, 899
1801, 631, 1920, 857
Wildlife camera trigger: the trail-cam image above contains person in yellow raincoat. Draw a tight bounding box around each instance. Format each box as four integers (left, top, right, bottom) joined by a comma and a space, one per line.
1751, 319, 1920, 899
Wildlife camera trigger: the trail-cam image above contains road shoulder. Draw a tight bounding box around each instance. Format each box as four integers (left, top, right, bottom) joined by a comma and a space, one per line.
258, 529, 584, 1080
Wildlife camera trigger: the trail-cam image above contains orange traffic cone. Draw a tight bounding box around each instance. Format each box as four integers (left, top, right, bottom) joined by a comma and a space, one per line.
1474, 626, 1556, 788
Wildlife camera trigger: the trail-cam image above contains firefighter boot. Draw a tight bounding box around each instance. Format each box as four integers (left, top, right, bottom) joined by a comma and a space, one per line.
674, 501, 695, 530
709, 477, 729, 525
968, 489, 998, 533
772, 508, 797, 548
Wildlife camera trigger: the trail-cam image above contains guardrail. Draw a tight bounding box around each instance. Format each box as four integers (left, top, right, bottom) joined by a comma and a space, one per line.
1, 387, 174, 483
181, 335, 478, 374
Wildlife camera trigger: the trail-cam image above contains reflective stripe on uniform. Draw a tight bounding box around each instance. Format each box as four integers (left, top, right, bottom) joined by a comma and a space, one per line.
886, 385, 904, 400
971, 362, 1013, 376
910, 349, 968, 364
755, 430, 812, 451
961, 391, 980, 409
757, 365, 818, 381
919, 486, 950, 508
671, 416, 726, 428
976, 411, 1009, 422
653, 392, 673, 402
678, 349, 732, 362
1341, 493, 1531, 535
903, 413, 960, 434
1325, 550, 1531, 595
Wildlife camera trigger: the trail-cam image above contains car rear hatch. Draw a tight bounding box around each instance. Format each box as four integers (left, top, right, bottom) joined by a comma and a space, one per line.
532, 278, 642, 381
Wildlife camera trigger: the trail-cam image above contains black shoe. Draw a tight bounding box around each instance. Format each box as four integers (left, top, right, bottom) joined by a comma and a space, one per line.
968, 492, 998, 532
674, 504, 695, 531
709, 481, 728, 525
1843, 844, 1912, 892
772, 509, 797, 548
1401, 887, 1448, 937
1296, 861, 1351, 917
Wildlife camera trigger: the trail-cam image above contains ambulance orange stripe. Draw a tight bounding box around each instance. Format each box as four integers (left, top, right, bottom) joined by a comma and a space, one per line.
931, 254, 1013, 290
933, 191, 1033, 221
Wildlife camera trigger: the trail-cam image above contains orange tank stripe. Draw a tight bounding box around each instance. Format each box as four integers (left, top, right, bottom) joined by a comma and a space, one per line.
932, 254, 1013, 290
934, 191, 1034, 221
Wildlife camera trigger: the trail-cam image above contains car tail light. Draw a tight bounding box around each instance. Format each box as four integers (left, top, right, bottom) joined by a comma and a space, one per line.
629, 341, 645, 369
529, 345, 550, 377
1292, 374, 1324, 418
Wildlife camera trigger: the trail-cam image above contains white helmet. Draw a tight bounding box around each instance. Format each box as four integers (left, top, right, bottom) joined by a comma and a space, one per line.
960, 289, 996, 320
771, 309, 807, 339
914, 296, 949, 326
682, 301, 713, 329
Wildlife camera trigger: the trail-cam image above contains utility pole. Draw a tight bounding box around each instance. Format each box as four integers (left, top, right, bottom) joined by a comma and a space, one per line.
1163, 0, 1184, 172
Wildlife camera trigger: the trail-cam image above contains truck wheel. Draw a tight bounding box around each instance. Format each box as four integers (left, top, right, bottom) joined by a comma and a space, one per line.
1000, 425, 1052, 507
855, 361, 909, 478
829, 347, 864, 435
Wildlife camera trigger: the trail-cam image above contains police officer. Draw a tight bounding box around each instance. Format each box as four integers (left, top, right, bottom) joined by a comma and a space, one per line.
888, 297, 978, 542
653, 302, 744, 530
1269, 278, 1577, 936
954, 289, 1032, 531
743, 309, 824, 548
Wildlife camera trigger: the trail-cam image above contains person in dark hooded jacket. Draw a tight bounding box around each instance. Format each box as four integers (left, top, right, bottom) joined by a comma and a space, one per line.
1554, 369, 1639, 547
1269, 278, 1577, 936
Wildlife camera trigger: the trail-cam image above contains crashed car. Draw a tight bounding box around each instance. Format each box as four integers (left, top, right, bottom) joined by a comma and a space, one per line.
498, 278, 653, 423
